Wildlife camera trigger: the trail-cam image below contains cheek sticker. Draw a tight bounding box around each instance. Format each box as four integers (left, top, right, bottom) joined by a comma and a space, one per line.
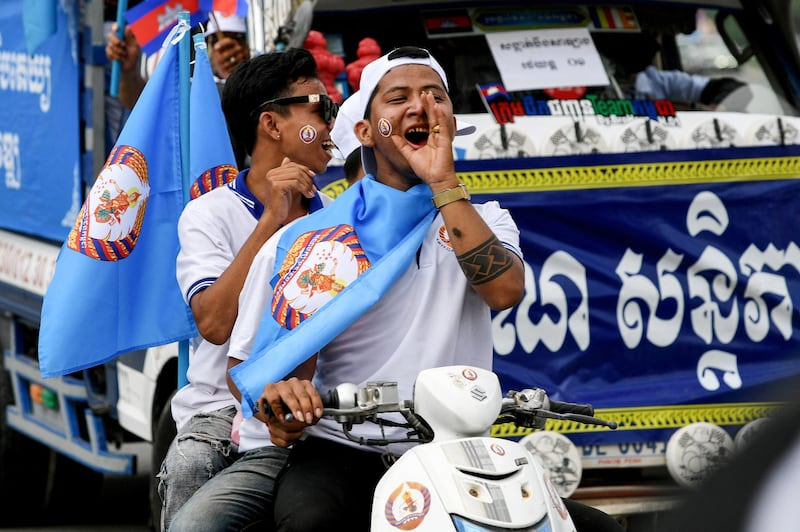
299, 125, 317, 144
378, 117, 392, 137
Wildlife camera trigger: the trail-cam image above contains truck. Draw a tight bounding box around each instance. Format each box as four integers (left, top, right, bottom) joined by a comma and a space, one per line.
2, 0, 800, 529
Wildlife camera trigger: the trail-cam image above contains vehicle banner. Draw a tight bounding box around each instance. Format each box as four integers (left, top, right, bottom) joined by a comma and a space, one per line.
0, 0, 79, 242
466, 146, 800, 445
314, 109, 800, 446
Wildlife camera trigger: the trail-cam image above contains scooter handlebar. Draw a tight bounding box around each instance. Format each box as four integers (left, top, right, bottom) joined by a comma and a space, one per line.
547, 399, 594, 417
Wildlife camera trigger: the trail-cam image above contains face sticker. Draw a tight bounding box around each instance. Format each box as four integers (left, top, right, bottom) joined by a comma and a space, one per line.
299, 125, 317, 144
378, 117, 392, 137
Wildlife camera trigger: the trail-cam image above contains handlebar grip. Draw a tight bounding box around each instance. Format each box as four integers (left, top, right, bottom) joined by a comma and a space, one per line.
321, 389, 339, 409
548, 399, 594, 416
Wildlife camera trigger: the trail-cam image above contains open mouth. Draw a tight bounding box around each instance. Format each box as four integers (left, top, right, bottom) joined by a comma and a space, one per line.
322, 139, 336, 152
405, 127, 430, 145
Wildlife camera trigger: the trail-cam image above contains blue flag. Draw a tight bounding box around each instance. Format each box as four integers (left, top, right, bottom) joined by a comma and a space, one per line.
38, 28, 197, 378
229, 177, 437, 415
189, 33, 238, 199
22, 0, 57, 53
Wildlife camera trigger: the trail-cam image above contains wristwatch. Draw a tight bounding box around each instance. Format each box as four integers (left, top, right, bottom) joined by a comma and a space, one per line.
432, 183, 470, 210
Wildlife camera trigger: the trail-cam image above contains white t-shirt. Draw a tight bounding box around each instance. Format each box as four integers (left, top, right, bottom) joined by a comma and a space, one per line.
229, 200, 521, 453
173, 170, 266, 429
174, 171, 331, 431
228, 223, 291, 451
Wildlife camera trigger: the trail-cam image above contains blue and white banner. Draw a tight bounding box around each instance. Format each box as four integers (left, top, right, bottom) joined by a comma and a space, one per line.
464, 147, 800, 444
0, 0, 78, 242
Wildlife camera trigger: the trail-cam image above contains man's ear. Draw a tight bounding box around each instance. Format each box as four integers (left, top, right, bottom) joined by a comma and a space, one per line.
259, 111, 282, 142
354, 119, 374, 148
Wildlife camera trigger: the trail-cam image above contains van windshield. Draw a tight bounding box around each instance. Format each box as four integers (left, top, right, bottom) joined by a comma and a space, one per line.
312, 2, 799, 157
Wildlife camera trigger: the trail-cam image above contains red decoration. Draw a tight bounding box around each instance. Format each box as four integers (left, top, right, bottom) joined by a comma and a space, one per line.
304, 30, 345, 104
345, 38, 381, 92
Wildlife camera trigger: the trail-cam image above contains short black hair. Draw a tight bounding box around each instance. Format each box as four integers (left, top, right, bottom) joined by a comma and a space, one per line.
343, 148, 363, 184
222, 47, 319, 157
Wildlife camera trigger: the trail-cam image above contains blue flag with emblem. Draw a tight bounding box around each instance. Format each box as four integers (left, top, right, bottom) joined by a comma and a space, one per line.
189, 33, 238, 198
229, 176, 437, 415
38, 26, 198, 378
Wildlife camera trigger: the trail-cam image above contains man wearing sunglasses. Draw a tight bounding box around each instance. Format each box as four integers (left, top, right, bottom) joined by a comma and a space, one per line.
165, 47, 337, 532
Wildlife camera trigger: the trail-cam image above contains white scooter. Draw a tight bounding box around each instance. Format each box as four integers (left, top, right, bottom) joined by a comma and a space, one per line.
319, 365, 617, 531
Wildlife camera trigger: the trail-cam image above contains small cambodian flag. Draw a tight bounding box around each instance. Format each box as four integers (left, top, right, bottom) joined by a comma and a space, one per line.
125, 0, 204, 56
477, 82, 510, 103
202, 0, 249, 18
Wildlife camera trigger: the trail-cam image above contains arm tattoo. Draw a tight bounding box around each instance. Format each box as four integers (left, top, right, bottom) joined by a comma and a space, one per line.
456, 235, 514, 285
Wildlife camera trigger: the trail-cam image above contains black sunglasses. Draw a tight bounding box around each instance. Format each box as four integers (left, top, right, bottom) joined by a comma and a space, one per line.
252, 94, 339, 125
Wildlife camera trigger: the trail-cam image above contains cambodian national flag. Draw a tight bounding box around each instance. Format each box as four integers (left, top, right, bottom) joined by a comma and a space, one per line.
126, 0, 205, 56
477, 82, 510, 103
189, 33, 238, 199
229, 177, 437, 416
202, 0, 249, 17
38, 23, 197, 378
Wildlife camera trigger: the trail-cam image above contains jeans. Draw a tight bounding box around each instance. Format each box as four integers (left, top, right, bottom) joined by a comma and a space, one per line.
168, 445, 291, 532
273, 437, 389, 532
158, 406, 239, 532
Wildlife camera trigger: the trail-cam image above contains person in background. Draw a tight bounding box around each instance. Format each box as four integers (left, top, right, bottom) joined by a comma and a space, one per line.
105, 11, 251, 168
105, 10, 250, 110
331, 86, 365, 186
656, 378, 800, 532
343, 147, 365, 186
594, 30, 743, 108
204, 11, 251, 85
166, 47, 337, 532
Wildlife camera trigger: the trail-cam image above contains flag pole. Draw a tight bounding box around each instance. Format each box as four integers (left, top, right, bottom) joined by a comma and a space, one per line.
109, 0, 128, 97
178, 10, 191, 388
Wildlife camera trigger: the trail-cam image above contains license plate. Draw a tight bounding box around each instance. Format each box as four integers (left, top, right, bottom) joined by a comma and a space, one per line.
580, 441, 667, 468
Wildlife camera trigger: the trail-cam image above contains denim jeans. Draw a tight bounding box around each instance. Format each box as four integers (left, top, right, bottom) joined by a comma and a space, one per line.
168, 445, 291, 532
274, 437, 389, 532
158, 406, 239, 532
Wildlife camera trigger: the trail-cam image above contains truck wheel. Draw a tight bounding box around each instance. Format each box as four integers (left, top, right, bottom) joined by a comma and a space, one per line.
1, 357, 102, 525
149, 392, 177, 531
42, 451, 104, 523
0, 360, 50, 526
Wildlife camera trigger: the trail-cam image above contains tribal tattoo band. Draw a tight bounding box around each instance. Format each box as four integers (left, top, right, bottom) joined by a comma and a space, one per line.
456, 235, 515, 285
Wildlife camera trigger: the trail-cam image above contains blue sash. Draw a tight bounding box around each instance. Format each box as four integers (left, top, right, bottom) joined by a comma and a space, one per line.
230, 176, 437, 415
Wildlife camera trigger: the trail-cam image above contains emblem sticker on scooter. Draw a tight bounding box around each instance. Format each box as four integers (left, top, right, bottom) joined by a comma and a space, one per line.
384, 481, 431, 530
462, 368, 478, 381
